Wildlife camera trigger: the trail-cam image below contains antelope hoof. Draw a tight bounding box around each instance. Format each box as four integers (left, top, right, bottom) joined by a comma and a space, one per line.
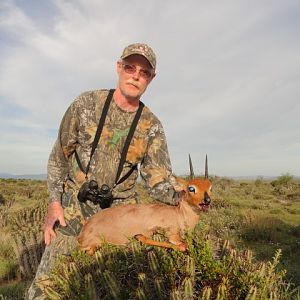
80, 245, 97, 255
135, 234, 146, 242
176, 242, 187, 252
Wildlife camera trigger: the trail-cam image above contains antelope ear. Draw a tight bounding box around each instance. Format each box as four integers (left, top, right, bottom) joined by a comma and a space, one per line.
170, 175, 187, 192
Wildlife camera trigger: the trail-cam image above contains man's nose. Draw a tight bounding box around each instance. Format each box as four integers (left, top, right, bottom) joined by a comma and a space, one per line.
132, 69, 141, 80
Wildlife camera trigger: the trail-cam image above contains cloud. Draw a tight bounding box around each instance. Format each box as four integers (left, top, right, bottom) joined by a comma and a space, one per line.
0, 0, 299, 176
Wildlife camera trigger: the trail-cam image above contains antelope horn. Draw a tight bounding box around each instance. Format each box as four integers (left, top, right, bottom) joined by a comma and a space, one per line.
205, 154, 208, 179
189, 154, 194, 179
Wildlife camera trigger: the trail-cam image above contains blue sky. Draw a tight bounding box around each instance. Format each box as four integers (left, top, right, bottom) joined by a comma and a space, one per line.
0, 0, 299, 177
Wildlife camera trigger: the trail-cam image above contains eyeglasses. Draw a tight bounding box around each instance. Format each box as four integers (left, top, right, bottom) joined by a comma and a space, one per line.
122, 64, 153, 80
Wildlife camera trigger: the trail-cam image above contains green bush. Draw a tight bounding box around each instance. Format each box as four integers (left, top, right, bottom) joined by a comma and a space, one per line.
9, 202, 47, 279
271, 173, 295, 188
0, 281, 28, 300
254, 176, 264, 186
44, 229, 295, 300
0, 258, 18, 281
0, 237, 18, 281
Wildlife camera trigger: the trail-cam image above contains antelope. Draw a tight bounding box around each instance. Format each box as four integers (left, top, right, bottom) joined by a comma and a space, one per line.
78, 155, 212, 254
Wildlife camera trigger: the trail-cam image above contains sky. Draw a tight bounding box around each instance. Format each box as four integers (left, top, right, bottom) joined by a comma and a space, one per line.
0, 0, 299, 177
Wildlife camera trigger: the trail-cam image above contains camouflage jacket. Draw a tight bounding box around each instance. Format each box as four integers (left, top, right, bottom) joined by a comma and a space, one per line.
48, 89, 177, 210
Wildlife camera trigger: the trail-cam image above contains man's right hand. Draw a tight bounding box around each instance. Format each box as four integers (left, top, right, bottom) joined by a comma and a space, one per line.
44, 201, 67, 246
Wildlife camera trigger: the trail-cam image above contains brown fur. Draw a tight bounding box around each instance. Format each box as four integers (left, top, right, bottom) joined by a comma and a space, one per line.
77, 177, 212, 254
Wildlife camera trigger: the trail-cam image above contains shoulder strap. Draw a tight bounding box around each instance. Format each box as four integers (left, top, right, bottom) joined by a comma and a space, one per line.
115, 102, 144, 185
85, 89, 114, 176
75, 89, 114, 177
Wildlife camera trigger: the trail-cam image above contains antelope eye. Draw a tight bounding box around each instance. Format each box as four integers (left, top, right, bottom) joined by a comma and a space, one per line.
188, 186, 195, 193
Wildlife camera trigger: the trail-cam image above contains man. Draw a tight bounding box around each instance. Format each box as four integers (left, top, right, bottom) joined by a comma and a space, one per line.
27, 43, 179, 299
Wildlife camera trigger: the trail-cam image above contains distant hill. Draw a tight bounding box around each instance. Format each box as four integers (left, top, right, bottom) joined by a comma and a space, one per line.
231, 175, 300, 180
231, 175, 277, 180
0, 173, 47, 180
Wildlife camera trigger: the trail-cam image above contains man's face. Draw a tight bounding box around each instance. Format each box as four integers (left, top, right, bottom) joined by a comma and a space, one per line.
116, 54, 155, 101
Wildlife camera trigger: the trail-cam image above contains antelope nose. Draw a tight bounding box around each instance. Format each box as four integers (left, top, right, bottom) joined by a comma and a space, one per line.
204, 192, 211, 205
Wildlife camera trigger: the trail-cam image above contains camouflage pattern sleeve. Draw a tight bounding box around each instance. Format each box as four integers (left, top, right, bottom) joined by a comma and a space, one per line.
47, 100, 79, 203
139, 120, 177, 205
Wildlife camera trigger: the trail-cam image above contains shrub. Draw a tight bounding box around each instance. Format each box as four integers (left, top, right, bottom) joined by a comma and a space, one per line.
0, 281, 28, 300
0, 258, 18, 281
271, 173, 294, 188
44, 230, 294, 299
212, 177, 234, 192
0, 199, 15, 227
197, 208, 242, 243
0, 238, 18, 281
0, 194, 5, 205
9, 200, 47, 279
254, 176, 264, 187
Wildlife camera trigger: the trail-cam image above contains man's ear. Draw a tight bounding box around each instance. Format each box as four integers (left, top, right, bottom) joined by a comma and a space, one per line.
116, 60, 122, 75
149, 72, 156, 83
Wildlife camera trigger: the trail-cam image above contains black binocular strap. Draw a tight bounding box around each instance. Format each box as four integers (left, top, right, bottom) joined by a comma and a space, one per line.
114, 101, 144, 185
75, 88, 144, 186
85, 89, 114, 176
75, 89, 114, 176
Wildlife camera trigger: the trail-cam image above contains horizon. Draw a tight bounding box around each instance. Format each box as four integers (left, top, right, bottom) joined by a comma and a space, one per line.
1, 172, 299, 180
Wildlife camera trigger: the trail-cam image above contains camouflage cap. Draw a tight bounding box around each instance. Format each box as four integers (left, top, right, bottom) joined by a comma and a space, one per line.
121, 43, 156, 70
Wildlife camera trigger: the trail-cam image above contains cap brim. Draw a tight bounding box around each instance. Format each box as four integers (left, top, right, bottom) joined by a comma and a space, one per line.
121, 52, 155, 69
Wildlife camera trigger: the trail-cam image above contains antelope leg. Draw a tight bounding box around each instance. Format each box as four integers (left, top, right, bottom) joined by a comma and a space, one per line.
135, 234, 187, 252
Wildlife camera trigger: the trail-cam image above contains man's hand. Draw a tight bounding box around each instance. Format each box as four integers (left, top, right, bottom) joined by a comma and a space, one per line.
44, 201, 67, 246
